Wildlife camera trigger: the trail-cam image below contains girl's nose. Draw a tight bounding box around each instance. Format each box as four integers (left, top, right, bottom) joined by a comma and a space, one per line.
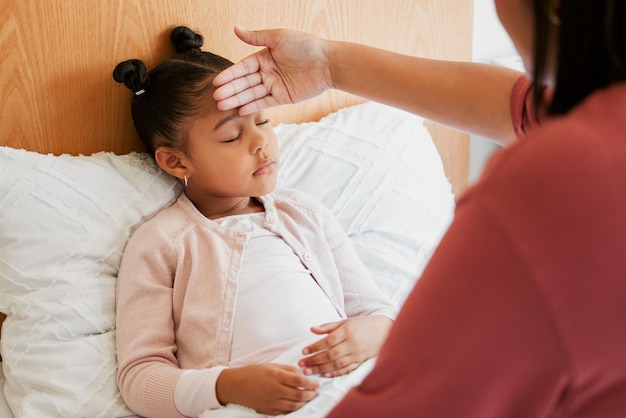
252, 134, 269, 154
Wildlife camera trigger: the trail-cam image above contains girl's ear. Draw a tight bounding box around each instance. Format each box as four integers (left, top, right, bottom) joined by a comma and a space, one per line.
154, 146, 188, 181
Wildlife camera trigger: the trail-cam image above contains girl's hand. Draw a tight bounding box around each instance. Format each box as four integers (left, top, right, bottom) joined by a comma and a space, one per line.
298, 315, 393, 377
216, 364, 319, 415
213, 26, 333, 116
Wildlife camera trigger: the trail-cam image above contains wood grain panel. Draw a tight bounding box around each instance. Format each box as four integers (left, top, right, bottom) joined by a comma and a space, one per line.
1, 0, 472, 192
0, 0, 473, 337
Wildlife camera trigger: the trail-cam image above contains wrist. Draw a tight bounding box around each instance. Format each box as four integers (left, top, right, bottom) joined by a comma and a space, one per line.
325, 40, 366, 95
321, 38, 339, 90
215, 367, 236, 406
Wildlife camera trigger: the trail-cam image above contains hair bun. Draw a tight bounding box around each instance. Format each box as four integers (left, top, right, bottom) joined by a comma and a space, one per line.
171, 26, 204, 53
112, 59, 148, 94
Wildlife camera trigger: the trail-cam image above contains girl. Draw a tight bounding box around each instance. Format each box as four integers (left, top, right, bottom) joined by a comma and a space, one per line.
213, 0, 626, 416
113, 26, 394, 418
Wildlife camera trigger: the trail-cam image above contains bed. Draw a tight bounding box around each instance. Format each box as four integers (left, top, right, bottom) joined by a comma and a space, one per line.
0, 0, 473, 416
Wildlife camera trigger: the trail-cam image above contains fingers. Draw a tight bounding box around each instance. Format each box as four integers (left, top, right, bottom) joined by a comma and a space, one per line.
300, 341, 344, 367
311, 361, 360, 378
218, 93, 281, 116
309, 320, 343, 335
215, 82, 275, 114
214, 72, 264, 109
248, 365, 319, 415
298, 319, 371, 377
233, 25, 252, 43
213, 25, 278, 87
269, 367, 319, 415
233, 25, 267, 48
303, 321, 345, 354
213, 58, 260, 88
274, 365, 320, 391
238, 94, 285, 115
300, 349, 360, 377
299, 332, 359, 376
302, 324, 346, 355
214, 72, 262, 99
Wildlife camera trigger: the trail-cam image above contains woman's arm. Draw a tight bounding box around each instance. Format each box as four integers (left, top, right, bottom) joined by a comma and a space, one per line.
214, 27, 522, 145
326, 41, 521, 144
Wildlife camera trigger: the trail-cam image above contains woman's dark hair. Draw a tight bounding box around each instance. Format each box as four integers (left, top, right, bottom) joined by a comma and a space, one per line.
113, 26, 234, 156
532, 0, 626, 116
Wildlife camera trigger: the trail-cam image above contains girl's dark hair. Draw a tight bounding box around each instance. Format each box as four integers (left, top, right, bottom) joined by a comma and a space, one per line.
113, 26, 234, 156
532, 0, 626, 116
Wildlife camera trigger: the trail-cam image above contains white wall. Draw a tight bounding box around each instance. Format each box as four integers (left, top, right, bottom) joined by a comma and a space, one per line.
469, 0, 519, 183
472, 0, 516, 63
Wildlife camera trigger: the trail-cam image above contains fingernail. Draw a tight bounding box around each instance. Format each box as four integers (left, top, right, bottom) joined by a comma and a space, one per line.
303, 368, 312, 376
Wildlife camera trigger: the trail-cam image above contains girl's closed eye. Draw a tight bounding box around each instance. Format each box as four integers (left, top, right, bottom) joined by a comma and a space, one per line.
223, 119, 270, 143
223, 134, 241, 143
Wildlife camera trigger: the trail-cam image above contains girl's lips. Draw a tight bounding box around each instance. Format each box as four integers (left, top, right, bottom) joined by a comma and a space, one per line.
254, 159, 275, 175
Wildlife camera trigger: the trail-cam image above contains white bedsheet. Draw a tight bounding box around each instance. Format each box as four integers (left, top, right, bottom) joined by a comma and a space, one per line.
199, 340, 375, 418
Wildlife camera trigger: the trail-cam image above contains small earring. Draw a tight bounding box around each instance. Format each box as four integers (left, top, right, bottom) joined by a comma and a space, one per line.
183, 175, 188, 188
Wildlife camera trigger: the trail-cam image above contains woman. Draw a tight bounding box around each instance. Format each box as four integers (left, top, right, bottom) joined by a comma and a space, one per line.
213, 0, 626, 416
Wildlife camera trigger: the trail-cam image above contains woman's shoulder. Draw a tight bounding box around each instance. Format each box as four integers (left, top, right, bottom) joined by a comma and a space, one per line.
461, 82, 626, 219
490, 83, 624, 178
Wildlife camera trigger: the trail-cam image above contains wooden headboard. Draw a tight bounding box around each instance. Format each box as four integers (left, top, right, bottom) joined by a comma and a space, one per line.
0, 0, 473, 334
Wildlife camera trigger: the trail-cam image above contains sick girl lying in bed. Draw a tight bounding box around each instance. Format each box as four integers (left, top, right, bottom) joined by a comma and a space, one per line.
112, 26, 395, 418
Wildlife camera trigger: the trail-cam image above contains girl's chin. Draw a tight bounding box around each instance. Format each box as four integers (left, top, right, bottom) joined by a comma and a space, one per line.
256, 180, 278, 197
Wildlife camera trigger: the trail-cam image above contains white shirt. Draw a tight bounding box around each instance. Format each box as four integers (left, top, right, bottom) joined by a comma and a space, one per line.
175, 212, 342, 416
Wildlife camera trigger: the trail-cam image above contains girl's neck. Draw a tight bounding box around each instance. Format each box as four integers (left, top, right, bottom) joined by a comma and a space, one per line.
188, 194, 265, 220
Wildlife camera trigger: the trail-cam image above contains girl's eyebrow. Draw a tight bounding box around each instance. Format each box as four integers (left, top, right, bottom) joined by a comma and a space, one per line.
213, 113, 239, 131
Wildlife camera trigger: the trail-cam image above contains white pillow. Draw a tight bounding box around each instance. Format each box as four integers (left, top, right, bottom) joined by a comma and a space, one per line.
276, 102, 454, 307
0, 151, 180, 417
0, 101, 454, 417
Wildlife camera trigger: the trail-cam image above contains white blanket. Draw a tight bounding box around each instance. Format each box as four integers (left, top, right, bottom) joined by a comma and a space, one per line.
199, 341, 375, 418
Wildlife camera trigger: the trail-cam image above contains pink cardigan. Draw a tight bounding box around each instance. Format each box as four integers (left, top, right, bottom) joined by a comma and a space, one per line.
115, 189, 395, 418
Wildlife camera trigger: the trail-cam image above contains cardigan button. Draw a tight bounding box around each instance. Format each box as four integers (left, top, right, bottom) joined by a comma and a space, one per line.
303, 253, 312, 261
